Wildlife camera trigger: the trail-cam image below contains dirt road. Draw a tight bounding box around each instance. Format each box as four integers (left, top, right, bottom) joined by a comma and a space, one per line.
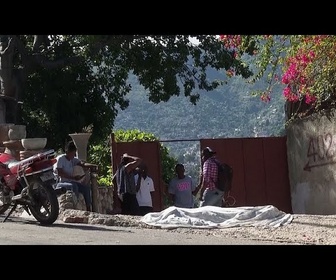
2, 209, 335, 245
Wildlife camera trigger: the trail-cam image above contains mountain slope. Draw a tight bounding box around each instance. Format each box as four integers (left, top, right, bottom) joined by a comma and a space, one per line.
113, 73, 286, 182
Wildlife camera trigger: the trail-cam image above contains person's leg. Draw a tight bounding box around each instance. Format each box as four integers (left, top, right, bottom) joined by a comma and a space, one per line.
129, 194, 140, 215
140, 206, 153, 215
56, 182, 78, 196
200, 188, 224, 207
56, 182, 79, 206
138, 206, 145, 216
121, 193, 131, 215
74, 182, 92, 211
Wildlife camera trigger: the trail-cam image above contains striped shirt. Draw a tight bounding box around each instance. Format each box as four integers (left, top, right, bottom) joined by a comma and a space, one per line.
202, 157, 218, 190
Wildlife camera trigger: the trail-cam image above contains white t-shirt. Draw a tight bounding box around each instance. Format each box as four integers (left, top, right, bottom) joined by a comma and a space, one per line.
134, 174, 155, 207
54, 154, 80, 183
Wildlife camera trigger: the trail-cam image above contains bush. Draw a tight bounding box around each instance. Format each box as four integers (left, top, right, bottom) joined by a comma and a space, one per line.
87, 129, 178, 194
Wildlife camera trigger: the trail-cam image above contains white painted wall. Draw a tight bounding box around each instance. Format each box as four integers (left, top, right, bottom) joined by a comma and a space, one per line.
287, 110, 336, 214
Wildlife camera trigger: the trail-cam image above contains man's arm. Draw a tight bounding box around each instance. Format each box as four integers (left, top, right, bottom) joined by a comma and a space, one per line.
192, 169, 203, 196
198, 179, 206, 200
167, 180, 176, 205
192, 178, 203, 196
135, 174, 141, 192
198, 161, 211, 199
149, 178, 155, 201
123, 153, 142, 173
56, 167, 81, 181
77, 160, 98, 171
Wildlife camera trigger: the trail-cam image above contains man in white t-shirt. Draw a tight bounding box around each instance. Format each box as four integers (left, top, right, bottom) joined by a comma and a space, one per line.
134, 164, 155, 216
54, 141, 97, 212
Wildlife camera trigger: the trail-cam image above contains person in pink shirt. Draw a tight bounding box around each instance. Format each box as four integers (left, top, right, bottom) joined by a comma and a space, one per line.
168, 163, 196, 208
198, 147, 225, 207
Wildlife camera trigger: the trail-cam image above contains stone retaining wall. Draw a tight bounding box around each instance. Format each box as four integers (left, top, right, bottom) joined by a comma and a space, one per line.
57, 172, 114, 214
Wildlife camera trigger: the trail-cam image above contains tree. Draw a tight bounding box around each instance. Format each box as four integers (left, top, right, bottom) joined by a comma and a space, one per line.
0, 35, 253, 149
219, 35, 336, 121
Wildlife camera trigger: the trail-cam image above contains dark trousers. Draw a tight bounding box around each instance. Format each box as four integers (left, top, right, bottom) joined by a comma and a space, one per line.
121, 193, 140, 215
139, 206, 153, 216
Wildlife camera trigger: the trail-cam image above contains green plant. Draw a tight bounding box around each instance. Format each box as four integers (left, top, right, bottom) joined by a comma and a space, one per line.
87, 139, 113, 186
87, 129, 178, 192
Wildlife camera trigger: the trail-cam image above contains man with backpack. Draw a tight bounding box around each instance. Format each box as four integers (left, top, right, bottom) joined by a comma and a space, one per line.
197, 147, 228, 207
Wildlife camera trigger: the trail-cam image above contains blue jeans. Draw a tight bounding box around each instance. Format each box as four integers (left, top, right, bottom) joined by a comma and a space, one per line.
57, 181, 92, 210
200, 188, 224, 207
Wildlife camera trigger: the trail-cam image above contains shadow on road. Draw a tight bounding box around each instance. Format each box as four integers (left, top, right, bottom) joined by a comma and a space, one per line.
0, 215, 135, 233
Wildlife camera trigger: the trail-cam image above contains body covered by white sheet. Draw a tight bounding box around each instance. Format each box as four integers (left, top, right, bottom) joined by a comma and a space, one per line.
140, 205, 293, 229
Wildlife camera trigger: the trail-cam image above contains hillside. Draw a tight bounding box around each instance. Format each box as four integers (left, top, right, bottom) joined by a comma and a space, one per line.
113, 73, 286, 182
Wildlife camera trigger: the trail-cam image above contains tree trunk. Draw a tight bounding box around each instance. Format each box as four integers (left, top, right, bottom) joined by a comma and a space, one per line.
0, 35, 95, 124
0, 35, 19, 124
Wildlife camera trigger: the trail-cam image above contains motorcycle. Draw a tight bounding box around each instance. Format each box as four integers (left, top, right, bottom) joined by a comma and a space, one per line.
0, 149, 65, 225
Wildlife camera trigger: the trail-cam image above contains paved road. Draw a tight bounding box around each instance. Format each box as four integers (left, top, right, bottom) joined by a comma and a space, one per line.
0, 214, 283, 245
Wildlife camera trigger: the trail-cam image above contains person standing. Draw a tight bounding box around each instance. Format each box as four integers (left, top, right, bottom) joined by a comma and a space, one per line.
134, 164, 155, 215
198, 147, 225, 207
115, 153, 142, 215
54, 141, 98, 212
168, 163, 196, 208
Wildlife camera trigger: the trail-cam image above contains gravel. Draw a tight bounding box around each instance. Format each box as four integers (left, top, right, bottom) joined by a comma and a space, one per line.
58, 209, 336, 245
11, 206, 336, 245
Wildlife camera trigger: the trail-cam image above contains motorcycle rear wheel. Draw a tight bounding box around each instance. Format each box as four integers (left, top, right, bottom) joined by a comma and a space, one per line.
27, 179, 59, 225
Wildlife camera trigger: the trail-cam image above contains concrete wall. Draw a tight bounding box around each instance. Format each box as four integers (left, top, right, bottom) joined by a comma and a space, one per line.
287, 110, 336, 214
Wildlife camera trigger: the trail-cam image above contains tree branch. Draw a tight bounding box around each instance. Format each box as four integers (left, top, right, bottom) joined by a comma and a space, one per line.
0, 37, 13, 56
14, 35, 82, 73
88, 35, 136, 56
33, 35, 50, 52
37, 55, 82, 69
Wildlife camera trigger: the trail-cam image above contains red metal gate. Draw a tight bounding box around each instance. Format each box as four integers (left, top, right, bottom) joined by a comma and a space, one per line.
200, 137, 292, 213
111, 135, 292, 214
110, 135, 164, 213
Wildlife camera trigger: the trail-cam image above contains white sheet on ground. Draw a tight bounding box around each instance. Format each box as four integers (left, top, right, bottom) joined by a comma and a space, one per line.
141, 205, 293, 229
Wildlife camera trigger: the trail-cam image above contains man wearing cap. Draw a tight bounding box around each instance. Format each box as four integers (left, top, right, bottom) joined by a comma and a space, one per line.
198, 147, 225, 207
54, 140, 98, 212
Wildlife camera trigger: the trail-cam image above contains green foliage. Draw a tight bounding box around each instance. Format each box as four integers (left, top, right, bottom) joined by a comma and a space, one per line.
114, 129, 157, 142
114, 129, 178, 185
87, 140, 112, 186
221, 35, 336, 120
87, 129, 178, 188
6, 35, 255, 151
97, 168, 113, 186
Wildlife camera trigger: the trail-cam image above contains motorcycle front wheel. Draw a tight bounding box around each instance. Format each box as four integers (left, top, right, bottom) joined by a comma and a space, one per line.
27, 179, 59, 225
0, 184, 10, 214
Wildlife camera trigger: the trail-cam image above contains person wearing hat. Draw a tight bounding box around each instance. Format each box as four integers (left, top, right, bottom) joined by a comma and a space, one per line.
115, 152, 143, 215
54, 140, 98, 212
198, 147, 225, 207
